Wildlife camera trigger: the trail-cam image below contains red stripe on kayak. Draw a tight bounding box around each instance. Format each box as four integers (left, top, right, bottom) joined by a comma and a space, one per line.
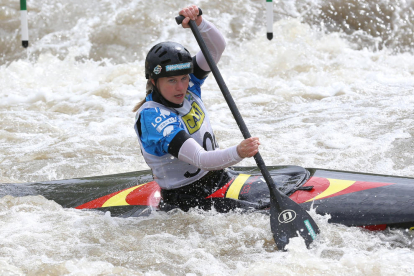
206, 179, 234, 199
76, 181, 160, 209
76, 190, 124, 209
290, 177, 330, 204
125, 181, 161, 207
322, 180, 393, 200
361, 224, 387, 231
290, 177, 394, 204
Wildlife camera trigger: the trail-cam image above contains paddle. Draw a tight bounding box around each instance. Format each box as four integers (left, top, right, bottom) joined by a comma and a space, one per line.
175, 9, 319, 250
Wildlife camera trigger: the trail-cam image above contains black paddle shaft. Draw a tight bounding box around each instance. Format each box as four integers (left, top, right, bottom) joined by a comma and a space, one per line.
175, 13, 281, 205
175, 11, 320, 250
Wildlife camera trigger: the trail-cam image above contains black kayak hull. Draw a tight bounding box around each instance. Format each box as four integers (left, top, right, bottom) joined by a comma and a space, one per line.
1, 166, 413, 230
298, 168, 414, 230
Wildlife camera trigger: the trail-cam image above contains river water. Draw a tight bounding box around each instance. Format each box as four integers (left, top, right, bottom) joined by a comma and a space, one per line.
1, 0, 414, 275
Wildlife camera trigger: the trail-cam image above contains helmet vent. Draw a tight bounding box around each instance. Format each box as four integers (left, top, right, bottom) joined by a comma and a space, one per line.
178, 53, 183, 61
161, 59, 171, 64
154, 46, 162, 54
159, 51, 167, 58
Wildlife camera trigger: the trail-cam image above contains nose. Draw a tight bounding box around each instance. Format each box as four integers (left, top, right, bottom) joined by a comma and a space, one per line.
176, 79, 185, 90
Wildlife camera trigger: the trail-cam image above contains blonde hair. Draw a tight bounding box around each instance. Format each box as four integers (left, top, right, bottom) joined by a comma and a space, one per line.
132, 80, 155, 112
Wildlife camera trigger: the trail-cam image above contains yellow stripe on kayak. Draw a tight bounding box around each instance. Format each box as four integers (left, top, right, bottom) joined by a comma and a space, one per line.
306, 178, 355, 202
226, 174, 251, 200
102, 184, 145, 207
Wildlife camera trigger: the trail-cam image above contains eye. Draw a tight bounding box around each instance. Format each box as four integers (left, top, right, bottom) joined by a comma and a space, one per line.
182, 75, 188, 81
168, 79, 176, 83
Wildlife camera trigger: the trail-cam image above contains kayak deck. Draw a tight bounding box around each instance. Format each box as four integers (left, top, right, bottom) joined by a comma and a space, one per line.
1, 166, 414, 230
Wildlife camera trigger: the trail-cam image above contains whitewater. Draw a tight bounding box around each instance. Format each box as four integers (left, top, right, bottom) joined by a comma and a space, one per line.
1, 0, 414, 275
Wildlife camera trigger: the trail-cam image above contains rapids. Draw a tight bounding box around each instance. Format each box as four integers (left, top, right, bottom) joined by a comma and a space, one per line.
1, 0, 413, 275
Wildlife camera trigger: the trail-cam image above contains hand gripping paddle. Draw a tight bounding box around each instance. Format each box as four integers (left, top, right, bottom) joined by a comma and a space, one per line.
175, 9, 319, 250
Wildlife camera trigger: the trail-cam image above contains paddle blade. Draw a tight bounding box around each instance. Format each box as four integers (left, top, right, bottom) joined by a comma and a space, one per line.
270, 194, 319, 251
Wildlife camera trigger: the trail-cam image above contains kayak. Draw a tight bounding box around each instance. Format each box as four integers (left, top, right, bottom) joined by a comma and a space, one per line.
1, 165, 414, 231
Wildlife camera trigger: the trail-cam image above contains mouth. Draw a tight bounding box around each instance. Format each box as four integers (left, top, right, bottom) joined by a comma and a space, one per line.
174, 94, 185, 99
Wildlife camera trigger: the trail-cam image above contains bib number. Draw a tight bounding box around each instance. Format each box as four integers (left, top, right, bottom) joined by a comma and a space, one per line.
184, 132, 217, 178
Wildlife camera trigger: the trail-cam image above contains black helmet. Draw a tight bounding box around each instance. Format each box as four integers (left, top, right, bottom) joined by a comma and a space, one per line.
145, 41, 193, 79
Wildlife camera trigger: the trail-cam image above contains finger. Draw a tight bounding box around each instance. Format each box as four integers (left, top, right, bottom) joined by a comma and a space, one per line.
249, 144, 259, 152
247, 150, 257, 158
183, 17, 190, 25
180, 8, 190, 18
248, 141, 258, 147
243, 139, 252, 146
187, 6, 195, 17
185, 6, 196, 20
189, 6, 197, 20
195, 5, 200, 15
178, 8, 187, 17
189, 5, 198, 14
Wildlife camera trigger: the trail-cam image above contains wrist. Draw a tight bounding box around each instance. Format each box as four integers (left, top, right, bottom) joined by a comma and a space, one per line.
236, 144, 243, 158
196, 16, 205, 28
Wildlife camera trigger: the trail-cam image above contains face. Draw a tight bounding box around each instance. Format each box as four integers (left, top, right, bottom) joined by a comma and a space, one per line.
152, 74, 189, 105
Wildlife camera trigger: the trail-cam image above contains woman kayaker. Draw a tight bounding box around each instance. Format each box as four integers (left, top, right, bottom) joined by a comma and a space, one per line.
133, 5, 260, 211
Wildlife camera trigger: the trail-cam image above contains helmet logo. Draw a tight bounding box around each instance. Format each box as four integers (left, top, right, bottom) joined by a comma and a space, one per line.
166, 62, 191, 72
153, 65, 162, 75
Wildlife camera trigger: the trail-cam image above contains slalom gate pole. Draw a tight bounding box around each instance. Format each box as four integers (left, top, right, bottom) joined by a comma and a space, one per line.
20, 0, 29, 48
267, 0, 273, 40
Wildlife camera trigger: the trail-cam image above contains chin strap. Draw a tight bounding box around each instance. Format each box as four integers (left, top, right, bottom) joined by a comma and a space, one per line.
151, 79, 184, 108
